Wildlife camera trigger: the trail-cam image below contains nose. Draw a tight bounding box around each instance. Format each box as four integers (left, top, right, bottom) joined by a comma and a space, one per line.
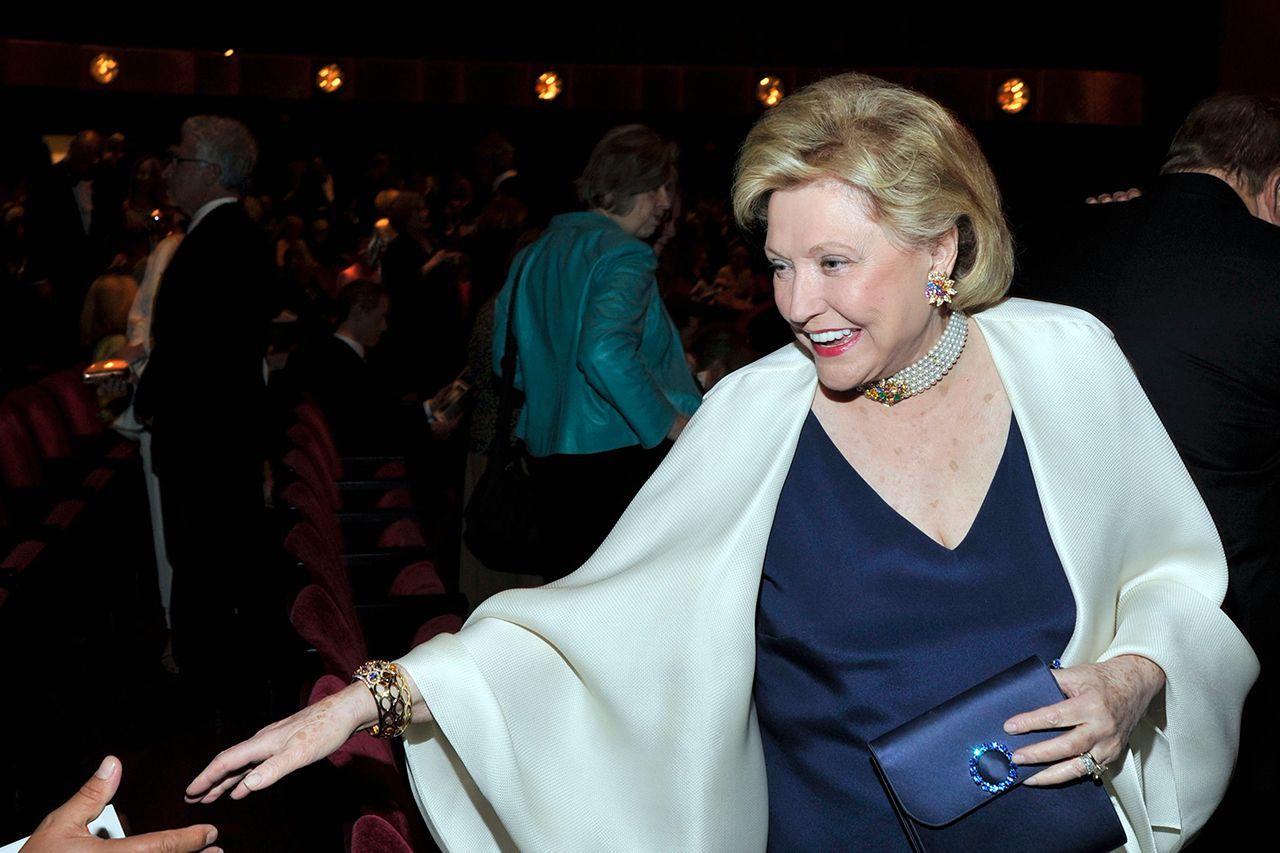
780, 265, 827, 327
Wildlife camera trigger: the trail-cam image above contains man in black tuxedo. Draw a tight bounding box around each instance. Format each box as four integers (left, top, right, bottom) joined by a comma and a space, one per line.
134, 116, 275, 708
1019, 94, 1280, 841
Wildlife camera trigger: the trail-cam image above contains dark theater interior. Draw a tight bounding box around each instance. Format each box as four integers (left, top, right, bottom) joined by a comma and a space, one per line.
2, 5, 1278, 851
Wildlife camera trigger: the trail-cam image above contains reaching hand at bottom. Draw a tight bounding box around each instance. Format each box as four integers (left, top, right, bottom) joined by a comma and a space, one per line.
25, 756, 219, 852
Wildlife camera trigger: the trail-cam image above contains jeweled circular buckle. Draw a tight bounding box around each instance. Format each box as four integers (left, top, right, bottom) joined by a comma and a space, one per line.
969, 741, 1018, 794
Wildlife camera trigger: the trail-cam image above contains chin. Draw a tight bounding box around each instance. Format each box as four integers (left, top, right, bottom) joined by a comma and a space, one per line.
800, 339, 873, 395
815, 366, 869, 395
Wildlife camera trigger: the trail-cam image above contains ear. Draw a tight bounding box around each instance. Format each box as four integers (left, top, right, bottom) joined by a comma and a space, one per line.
1256, 169, 1280, 227
201, 162, 222, 191
930, 225, 960, 277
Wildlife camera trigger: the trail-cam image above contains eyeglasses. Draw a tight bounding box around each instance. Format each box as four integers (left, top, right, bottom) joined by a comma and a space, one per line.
171, 156, 217, 169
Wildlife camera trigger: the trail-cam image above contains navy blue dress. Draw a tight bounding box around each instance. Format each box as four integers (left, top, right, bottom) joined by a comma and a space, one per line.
754, 411, 1077, 851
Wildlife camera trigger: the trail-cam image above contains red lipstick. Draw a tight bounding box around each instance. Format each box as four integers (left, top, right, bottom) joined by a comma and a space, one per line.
808, 328, 862, 357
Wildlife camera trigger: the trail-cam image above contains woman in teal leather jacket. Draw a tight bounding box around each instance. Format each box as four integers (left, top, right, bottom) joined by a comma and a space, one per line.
492, 125, 703, 577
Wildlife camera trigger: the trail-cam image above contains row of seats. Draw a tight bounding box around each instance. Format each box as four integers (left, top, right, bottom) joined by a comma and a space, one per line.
1, 371, 464, 849
0, 368, 138, 616
0, 367, 165, 845
275, 401, 465, 851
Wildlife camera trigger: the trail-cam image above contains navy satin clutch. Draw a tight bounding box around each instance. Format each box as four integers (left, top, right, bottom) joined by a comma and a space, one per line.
867, 655, 1127, 852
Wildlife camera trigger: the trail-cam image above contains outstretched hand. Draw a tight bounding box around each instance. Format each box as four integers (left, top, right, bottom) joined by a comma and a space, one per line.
185, 683, 374, 804
1003, 654, 1165, 786
25, 756, 219, 852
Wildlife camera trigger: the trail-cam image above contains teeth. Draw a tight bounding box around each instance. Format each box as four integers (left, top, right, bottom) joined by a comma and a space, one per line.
807, 329, 855, 344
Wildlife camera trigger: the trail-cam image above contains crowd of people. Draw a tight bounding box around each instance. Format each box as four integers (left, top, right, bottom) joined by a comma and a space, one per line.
0, 112, 780, 646
0, 125, 776, 388
0, 101, 781, 850
1, 72, 1278, 853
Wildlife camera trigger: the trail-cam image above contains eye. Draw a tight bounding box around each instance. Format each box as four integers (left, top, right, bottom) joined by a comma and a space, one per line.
820, 256, 851, 272
768, 260, 792, 279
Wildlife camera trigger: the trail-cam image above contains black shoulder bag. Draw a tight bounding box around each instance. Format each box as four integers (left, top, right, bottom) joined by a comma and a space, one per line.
462, 283, 543, 574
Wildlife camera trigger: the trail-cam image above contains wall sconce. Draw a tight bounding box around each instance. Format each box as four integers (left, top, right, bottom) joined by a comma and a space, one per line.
757, 76, 784, 107
317, 63, 345, 94
535, 71, 562, 101
90, 53, 119, 85
997, 78, 1029, 114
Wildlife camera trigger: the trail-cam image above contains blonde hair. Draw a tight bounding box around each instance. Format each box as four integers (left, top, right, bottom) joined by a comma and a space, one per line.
732, 73, 1013, 313
80, 273, 138, 346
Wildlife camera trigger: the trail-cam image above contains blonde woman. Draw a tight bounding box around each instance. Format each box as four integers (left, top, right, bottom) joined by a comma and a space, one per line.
188, 74, 1255, 852
79, 273, 138, 361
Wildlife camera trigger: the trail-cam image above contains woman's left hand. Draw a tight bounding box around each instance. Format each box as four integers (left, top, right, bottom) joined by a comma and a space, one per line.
1002, 654, 1166, 786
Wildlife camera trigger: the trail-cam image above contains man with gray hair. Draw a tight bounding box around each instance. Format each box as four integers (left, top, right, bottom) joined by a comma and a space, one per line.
134, 115, 277, 719
1020, 93, 1280, 843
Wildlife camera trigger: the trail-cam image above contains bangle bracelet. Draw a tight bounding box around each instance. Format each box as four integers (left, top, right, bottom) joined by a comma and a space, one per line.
352, 660, 413, 738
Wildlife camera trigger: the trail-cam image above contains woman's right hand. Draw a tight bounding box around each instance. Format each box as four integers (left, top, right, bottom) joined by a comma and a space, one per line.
422, 249, 463, 276
667, 413, 690, 441
184, 683, 376, 804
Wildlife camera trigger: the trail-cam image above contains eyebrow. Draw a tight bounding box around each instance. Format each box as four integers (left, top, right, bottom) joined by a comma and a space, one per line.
764, 242, 862, 257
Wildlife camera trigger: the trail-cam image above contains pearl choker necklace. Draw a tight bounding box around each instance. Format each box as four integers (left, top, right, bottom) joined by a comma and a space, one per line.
860, 312, 968, 407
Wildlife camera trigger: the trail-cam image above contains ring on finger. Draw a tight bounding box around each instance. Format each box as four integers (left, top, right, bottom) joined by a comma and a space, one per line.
1078, 751, 1107, 781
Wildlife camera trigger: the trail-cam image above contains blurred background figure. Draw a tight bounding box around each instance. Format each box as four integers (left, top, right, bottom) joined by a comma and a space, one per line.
491, 124, 702, 579
79, 272, 137, 362
1019, 92, 1280, 846
378, 190, 465, 395
133, 115, 277, 723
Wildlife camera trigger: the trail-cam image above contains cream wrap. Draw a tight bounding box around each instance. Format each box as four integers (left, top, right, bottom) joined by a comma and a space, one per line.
396, 298, 1258, 852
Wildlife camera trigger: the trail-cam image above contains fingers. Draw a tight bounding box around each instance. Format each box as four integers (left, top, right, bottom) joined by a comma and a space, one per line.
1023, 755, 1094, 787
59, 755, 122, 826
1085, 189, 1143, 205
1010, 727, 1095, 766
229, 754, 293, 800
1003, 695, 1086, 736
186, 737, 277, 800
190, 702, 358, 803
192, 770, 252, 805
115, 824, 219, 853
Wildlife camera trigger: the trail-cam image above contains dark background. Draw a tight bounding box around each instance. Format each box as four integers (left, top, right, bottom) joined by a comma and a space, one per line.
4, 2, 1277, 239
2, 4, 1278, 847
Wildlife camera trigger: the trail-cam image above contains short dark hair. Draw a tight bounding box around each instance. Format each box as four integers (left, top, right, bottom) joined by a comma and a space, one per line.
387, 191, 424, 231
575, 124, 677, 215
1162, 93, 1280, 196
337, 279, 386, 323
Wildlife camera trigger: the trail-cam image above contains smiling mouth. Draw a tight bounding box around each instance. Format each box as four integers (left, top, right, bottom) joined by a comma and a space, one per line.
804, 327, 862, 356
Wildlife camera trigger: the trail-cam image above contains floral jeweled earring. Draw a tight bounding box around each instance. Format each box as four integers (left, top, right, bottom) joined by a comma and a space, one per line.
925, 270, 957, 307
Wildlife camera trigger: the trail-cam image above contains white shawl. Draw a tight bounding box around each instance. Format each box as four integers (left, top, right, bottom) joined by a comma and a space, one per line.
397, 298, 1258, 852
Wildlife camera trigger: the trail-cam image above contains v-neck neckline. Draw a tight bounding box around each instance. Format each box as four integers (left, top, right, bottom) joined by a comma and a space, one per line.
804, 408, 1016, 553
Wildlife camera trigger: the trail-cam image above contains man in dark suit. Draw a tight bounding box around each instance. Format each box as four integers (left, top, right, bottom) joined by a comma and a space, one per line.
286, 279, 410, 456
1019, 94, 1280, 841
134, 116, 275, 709
23, 129, 122, 363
